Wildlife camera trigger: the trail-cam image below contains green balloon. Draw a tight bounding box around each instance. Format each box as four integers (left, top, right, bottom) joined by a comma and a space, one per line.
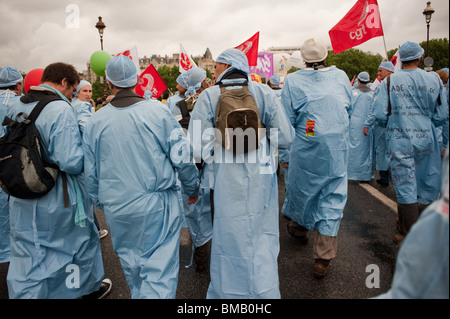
90, 50, 112, 77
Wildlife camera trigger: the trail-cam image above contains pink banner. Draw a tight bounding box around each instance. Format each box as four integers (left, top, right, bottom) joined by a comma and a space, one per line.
250, 52, 273, 79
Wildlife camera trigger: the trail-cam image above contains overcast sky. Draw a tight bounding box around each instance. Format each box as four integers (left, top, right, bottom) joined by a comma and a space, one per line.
0, 0, 448, 74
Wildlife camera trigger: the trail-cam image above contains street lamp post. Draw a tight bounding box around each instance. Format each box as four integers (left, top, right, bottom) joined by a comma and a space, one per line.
95, 16, 106, 51
422, 2, 435, 71
95, 16, 108, 99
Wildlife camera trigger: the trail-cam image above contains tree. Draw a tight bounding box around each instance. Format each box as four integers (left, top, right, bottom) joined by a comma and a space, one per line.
388, 38, 448, 71
419, 38, 449, 71
157, 65, 180, 95
326, 48, 383, 82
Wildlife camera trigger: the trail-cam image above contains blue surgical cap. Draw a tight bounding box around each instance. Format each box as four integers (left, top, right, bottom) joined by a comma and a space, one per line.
105, 55, 138, 88
357, 71, 370, 82
270, 74, 280, 86
176, 67, 207, 96
0, 67, 23, 88
399, 41, 424, 62
216, 48, 250, 75
379, 61, 395, 73
76, 80, 91, 93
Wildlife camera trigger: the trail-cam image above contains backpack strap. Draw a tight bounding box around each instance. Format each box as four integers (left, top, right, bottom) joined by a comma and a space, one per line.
28, 95, 62, 123
387, 75, 392, 117
176, 99, 190, 118
27, 93, 70, 207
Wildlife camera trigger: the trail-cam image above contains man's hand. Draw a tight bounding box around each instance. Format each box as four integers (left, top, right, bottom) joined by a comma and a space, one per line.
188, 195, 199, 205
363, 127, 369, 136
281, 162, 289, 169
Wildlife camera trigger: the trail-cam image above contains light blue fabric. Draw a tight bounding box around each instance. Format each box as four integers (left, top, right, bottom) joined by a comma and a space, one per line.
0, 91, 21, 263
272, 88, 282, 100
364, 80, 391, 171
6, 93, 104, 299
71, 98, 92, 135
0, 67, 22, 88
379, 61, 395, 73
281, 66, 352, 237
375, 148, 449, 299
165, 92, 184, 112
270, 74, 281, 86
169, 68, 213, 249
399, 41, 424, 62
348, 85, 375, 181
372, 68, 448, 204
182, 166, 213, 248
76, 80, 91, 94
188, 63, 294, 299
357, 72, 370, 82
215, 48, 250, 75
83, 97, 199, 299
176, 67, 206, 97
105, 55, 138, 88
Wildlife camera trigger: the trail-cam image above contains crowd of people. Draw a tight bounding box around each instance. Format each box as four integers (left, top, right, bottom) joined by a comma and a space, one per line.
0, 37, 448, 299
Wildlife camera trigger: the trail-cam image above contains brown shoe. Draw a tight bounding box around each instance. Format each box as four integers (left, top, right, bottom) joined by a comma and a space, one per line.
287, 220, 309, 243
194, 243, 209, 272
313, 259, 331, 278
393, 233, 405, 245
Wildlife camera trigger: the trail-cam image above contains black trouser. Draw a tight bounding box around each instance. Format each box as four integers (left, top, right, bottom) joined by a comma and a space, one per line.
379, 170, 390, 184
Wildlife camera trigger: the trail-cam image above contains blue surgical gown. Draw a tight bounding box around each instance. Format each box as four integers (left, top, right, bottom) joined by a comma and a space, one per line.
165, 92, 184, 111
372, 68, 449, 205
189, 73, 294, 299
6, 94, 104, 299
281, 67, 352, 237
169, 99, 213, 248
83, 98, 199, 299
348, 86, 375, 181
375, 148, 449, 299
364, 86, 391, 171
0, 90, 20, 263
71, 98, 92, 135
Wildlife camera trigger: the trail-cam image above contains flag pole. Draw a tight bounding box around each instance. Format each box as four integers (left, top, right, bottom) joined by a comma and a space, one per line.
382, 35, 389, 60
378, 0, 389, 60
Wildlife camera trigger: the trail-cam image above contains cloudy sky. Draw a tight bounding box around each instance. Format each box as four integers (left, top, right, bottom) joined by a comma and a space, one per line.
0, 0, 448, 74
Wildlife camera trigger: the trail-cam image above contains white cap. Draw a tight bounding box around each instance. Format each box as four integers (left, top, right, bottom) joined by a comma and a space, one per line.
301, 38, 328, 63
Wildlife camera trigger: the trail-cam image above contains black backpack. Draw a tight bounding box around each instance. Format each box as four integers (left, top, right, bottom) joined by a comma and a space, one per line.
0, 92, 67, 201
176, 97, 194, 130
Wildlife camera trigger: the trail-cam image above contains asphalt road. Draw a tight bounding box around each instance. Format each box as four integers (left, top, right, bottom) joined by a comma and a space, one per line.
0, 169, 402, 302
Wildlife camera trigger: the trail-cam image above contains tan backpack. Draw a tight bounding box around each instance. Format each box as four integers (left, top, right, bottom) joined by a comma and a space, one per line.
215, 81, 265, 153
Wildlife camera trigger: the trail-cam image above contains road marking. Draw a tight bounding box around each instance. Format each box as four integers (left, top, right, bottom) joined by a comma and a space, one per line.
358, 182, 398, 214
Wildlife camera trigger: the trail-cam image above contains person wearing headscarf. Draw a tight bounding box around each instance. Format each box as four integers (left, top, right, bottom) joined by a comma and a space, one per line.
5, 62, 109, 299
71, 80, 93, 135
348, 71, 375, 182
169, 67, 213, 272
281, 38, 352, 278
372, 41, 449, 244
83, 55, 199, 299
364, 61, 395, 186
169, 67, 208, 126
188, 48, 294, 298
0, 67, 23, 283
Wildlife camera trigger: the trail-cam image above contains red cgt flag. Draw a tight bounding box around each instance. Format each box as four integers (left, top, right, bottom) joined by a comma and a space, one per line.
235, 32, 259, 66
135, 64, 167, 99
329, 0, 384, 54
